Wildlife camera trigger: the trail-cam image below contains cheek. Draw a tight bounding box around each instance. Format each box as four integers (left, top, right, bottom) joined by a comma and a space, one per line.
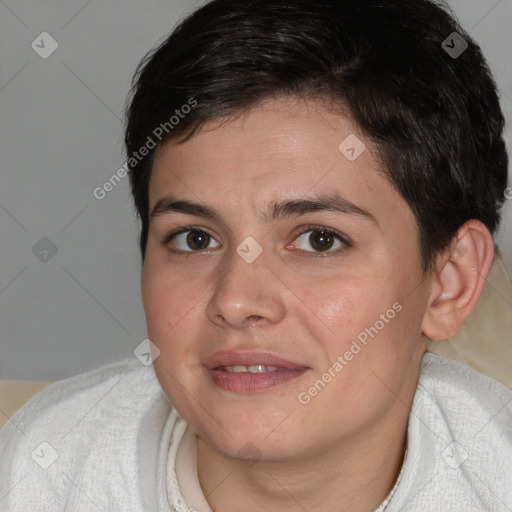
141, 262, 203, 343
303, 277, 388, 337
142, 267, 204, 396
302, 273, 414, 376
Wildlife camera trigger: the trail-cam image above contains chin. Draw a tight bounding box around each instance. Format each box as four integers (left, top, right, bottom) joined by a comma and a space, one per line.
195, 412, 306, 463
209, 433, 299, 464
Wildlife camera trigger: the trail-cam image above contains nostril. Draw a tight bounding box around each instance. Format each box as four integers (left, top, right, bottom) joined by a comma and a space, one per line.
247, 315, 264, 325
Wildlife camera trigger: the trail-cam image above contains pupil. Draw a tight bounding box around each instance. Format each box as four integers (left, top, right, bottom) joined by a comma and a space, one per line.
187, 231, 209, 250
310, 230, 333, 251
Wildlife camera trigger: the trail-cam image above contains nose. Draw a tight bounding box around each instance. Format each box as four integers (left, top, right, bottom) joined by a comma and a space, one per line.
206, 247, 286, 329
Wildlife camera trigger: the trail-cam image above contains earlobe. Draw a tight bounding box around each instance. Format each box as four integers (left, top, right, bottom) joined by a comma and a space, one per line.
422, 220, 495, 341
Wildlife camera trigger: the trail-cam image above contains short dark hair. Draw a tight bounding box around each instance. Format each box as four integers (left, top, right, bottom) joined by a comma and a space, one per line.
125, 0, 509, 270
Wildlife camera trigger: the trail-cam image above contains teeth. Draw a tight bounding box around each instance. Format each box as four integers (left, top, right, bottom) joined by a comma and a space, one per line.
248, 365, 275, 373
224, 365, 279, 373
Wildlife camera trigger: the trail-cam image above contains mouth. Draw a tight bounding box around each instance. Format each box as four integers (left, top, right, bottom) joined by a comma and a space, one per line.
222, 364, 278, 373
205, 351, 309, 392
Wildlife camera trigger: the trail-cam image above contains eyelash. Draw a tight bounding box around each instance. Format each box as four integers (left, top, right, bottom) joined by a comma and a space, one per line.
162, 224, 352, 257
293, 225, 352, 256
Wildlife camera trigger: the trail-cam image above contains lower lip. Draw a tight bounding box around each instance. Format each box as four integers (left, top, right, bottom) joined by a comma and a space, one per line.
208, 368, 308, 392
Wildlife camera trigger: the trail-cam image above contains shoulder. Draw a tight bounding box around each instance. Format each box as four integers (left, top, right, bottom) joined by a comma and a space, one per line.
415, 353, 512, 465
417, 352, 512, 420
2, 357, 160, 438
0, 358, 172, 511
391, 353, 512, 511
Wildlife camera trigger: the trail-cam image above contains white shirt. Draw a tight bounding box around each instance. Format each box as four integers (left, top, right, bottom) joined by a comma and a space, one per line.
1, 353, 511, 511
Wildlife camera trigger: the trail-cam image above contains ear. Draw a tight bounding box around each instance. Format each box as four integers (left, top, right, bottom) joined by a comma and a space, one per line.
422, 220, 495, 341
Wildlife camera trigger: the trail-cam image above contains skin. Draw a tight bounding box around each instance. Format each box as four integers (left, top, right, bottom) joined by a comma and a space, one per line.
141, 96, 493, 511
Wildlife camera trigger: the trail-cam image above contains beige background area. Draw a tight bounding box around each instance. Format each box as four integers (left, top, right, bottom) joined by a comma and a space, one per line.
427, 253, 512, 388
0, 381, 53, 429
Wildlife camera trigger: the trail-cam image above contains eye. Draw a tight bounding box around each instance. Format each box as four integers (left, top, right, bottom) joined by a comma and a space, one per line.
165, 228, 220, 252
290, 227, 350, 254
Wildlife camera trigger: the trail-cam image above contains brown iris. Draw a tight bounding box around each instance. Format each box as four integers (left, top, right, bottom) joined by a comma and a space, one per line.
186, 230, 211, 250
309, 230, 335, 252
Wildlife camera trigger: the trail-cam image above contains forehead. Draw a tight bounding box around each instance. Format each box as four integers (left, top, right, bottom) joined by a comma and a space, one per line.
149, 97, 412, 231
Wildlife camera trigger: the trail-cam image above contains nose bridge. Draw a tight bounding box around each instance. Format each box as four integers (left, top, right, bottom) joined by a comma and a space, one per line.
206, 241, 285, 328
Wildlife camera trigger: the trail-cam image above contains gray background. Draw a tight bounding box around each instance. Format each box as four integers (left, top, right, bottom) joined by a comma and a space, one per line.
1, 0, 511, 380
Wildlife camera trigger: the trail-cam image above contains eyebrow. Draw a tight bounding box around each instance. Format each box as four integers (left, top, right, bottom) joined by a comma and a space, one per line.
150, 193, 378, 226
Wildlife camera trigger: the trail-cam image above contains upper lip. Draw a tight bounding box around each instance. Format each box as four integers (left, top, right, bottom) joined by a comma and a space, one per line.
205, 351, 309, 370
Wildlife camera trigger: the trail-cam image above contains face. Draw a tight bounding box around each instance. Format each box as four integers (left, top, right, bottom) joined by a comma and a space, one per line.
142, 97, 431, 462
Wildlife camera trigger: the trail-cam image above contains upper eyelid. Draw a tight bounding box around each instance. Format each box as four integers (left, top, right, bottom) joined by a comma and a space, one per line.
163, 225, 347, 239
162, 225, 215, 244
294, 225, 350, 242
164, 225, 350, 251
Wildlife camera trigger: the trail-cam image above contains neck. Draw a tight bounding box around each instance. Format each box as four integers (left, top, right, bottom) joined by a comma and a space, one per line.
196, 405, 409, 512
